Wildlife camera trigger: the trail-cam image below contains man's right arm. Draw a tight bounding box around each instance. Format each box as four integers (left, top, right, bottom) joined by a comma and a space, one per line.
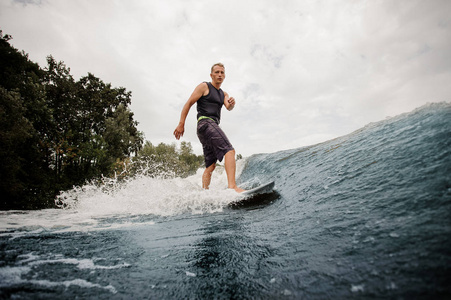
174, 83, 207, 140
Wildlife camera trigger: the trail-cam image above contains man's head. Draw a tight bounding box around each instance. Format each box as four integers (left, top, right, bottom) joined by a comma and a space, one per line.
211, 63, 225, 73
210, 63, 225, 86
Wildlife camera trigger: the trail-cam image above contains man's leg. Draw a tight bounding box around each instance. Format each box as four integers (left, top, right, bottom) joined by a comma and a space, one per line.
224, 150, 245, 193
202, 163, 216, 189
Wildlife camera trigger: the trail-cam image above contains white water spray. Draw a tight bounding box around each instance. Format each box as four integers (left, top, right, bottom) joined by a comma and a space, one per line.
0, 159, 247, 236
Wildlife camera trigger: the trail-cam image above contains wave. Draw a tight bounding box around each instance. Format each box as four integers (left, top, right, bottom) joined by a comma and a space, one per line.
239, 102, 451, 209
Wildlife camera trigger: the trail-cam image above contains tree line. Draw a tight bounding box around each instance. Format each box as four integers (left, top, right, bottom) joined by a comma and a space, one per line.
0, 31, 203, 210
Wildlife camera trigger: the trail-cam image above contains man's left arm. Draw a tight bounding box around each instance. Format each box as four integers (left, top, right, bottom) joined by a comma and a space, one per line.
224, 92, 235, 111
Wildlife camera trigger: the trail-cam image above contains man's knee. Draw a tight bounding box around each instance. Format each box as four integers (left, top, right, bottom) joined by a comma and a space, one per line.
225, 149, 235, 157
206, 163, 216, 172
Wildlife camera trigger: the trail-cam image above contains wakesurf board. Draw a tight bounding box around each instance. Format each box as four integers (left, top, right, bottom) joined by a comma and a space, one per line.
241, 181, 275, 196
229, 181, 277, 208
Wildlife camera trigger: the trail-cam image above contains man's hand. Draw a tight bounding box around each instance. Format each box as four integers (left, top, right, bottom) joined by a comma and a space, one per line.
174, 123, 185, 140
225, 96, 235, 111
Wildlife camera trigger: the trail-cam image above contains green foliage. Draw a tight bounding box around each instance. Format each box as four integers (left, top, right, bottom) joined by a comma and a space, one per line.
132, 141, 203, 178
0, 87, 33, 207
0, 31, 143, 209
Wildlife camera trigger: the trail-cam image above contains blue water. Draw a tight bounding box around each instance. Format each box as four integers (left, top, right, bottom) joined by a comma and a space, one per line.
1, 102, 450, 299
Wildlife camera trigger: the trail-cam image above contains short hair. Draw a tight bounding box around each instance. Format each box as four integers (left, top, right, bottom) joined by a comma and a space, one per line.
211, 63, 225, 73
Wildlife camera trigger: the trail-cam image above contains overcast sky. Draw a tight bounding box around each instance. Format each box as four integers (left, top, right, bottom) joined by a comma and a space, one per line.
2, 0, 450, 156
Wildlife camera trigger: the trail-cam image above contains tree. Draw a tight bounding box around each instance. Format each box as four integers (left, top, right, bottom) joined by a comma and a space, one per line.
0, 32, 143, 209
0, 31, 54, 209
0, 87, 33, 207
179, 141, 204, 175
104, 104, 143, 159
133, 141, 203, 178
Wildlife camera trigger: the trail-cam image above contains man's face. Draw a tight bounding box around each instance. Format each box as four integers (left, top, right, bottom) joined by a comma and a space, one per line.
210, 66, 225, 84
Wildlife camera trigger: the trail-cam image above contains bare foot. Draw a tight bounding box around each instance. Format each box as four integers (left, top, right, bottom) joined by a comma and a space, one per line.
232, 186, 245, 193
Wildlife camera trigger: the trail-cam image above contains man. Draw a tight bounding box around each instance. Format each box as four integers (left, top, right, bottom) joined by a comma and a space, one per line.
174, 63, 244, 193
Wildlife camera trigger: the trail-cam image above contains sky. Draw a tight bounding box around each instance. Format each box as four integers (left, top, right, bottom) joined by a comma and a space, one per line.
1, 0, 450, 156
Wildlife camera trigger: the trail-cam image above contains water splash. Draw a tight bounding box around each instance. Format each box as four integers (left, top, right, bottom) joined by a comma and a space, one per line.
1, 159, 246, 236
56, 159, 246, 216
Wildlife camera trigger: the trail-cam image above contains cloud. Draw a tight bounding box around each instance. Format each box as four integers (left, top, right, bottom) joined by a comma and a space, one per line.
1, 0, 450, 156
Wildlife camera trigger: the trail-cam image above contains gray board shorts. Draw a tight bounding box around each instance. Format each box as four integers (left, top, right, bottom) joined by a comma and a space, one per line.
197, 118, 234, 168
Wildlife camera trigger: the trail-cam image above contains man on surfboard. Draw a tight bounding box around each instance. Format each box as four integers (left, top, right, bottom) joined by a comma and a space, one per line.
174, 63, 244, 193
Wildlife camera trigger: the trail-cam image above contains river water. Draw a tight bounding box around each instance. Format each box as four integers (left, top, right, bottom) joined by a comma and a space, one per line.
1, 103, 450, 299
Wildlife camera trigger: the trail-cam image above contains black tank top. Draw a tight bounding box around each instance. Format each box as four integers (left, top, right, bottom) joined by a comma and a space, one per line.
196, 82, 224, 124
